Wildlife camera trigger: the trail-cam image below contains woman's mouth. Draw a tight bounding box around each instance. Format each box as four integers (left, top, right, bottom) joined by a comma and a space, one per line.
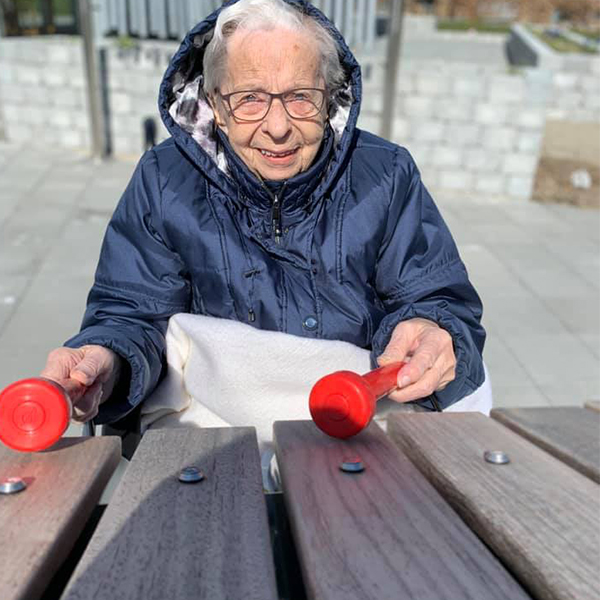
257, 147, 299, 164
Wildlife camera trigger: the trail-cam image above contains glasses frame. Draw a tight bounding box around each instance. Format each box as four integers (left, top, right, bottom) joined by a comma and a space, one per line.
219, 88, 327, 122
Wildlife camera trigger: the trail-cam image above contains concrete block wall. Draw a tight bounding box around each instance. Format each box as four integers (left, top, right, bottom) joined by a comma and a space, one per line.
0, 37, 90, 149
105, 41, 177, 157
357, 60, 548, 199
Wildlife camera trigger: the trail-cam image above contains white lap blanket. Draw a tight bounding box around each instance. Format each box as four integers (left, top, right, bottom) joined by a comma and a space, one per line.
140, 314, 493, 452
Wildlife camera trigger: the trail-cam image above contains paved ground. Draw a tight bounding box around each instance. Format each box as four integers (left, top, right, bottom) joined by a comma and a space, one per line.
0, 142, 598, 427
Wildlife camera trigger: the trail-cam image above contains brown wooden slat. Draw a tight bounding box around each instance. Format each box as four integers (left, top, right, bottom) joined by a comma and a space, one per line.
273, 420, 530, 600
585, 400, 600, 413
491, 406, 600, 483
0, 437, 121, 600
388, 412, 600, 600
61, 428, 278, 600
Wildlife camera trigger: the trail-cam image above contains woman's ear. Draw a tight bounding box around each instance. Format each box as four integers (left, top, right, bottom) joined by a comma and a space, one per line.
208, 93, 228, 131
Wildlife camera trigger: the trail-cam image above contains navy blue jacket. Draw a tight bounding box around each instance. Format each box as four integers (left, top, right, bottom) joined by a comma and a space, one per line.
66, 0, 485, 425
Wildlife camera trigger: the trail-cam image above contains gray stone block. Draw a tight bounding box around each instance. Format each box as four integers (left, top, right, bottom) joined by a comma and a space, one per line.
464, 148, 503, 172
453, 77, 486, 98
43, 68, 68, 88
17, 67, 40, 86
439, 170, 473, 190
503, 154, 538, 175
553, 72, 579, 88
445, 123, 481, 147
431, 146, 462, 168
475, 103, 508, 125
48, 44, 75, 65
410, 121, 446, 143
415, 73, 450, 96
403, 95, 435, 118
555, 91, 584, 109
111, 92, 134, 115
517, 131, 544, 154
482, 126, 517, 151
434, 98, 474, 122
517, 109, 545, 129
50, 111, 73, 128
0, 64, 15, 84
474, 175, 504, 194
59, 129, 84, 148
506, 175, 534, 199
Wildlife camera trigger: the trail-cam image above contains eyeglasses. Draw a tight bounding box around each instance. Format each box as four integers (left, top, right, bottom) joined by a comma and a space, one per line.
220, 88, 326, 122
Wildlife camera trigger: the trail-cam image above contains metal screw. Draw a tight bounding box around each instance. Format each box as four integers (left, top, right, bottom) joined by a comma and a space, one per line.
0, 477, 27, 495
484, 450, 510, 465
340, 457, 365, 473
178, 466, 204, 483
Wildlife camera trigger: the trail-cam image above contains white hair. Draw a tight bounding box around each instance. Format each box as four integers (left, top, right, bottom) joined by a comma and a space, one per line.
202, 0, 345, 95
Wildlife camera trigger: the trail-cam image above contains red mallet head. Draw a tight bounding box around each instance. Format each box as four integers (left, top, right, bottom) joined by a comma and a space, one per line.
0, 378, 72, 452
309, 362, 406, 439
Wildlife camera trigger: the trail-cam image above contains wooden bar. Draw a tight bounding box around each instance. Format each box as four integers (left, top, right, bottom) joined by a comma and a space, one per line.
388, 413, 600, 600
61, 428, 278, 600
491, 406, 600, 483
0, 437, 121, 600
274, 420, 530, 600
585, 400, 600, 413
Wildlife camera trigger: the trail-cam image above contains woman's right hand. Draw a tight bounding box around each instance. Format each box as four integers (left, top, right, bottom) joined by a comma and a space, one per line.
40, 345, 122, 423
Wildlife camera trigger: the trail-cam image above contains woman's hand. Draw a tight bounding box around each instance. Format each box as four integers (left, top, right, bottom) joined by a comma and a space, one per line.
40, 345, 122, 422
377, 318, 456, 403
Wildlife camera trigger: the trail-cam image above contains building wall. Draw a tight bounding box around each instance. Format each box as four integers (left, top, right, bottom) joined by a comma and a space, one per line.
0, 36, 90, 148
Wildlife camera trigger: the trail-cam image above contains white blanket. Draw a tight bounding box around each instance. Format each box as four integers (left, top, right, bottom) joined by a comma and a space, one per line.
141, 314, 493, 451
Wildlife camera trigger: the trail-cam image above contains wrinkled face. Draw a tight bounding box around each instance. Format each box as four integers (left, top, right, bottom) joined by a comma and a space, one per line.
211, 28, 327, 181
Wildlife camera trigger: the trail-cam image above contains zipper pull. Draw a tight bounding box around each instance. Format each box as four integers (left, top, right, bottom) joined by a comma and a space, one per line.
248, 309, 256, 323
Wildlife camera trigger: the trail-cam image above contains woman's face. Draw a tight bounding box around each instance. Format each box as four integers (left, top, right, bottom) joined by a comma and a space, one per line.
211, 28, 328, 181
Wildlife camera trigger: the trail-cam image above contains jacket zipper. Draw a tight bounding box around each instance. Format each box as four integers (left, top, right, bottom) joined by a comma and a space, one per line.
266, 182, 286, 244
272, 194, 282, 243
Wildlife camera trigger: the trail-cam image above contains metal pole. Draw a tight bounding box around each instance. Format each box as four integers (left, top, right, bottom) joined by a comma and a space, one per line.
379, 0, 405, 140
78, 0, 105, 159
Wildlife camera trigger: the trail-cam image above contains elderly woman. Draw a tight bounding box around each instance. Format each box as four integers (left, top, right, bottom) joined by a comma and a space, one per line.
41, 0, 485, 429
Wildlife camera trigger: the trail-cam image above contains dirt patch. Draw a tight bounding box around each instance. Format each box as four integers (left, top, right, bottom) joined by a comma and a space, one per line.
532, 156, 600, 208
532, 120, 600, 209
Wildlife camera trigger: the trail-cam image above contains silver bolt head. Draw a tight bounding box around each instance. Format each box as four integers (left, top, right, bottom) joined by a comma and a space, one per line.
178, 466, 204, 483
484, 450, 510, 465
340, 457, 365, 473
0, 477, 27, 494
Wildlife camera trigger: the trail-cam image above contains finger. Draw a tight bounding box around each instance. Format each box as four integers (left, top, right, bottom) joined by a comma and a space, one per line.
394, 337, 440, 389
60, 378, 88, 403
71, 382, 103, 423
377, 323, 416, 366
41, 348, 82, 381
70, 347, 111, 386
387, 361, 446, 404
388, 352, 456, 403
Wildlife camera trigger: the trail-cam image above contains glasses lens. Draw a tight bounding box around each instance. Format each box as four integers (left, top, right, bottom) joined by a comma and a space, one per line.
229, 91, 270, 120
283, 89, 324, 118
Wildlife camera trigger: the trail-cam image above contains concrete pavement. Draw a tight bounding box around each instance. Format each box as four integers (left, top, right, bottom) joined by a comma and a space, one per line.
1, 142, 598, 421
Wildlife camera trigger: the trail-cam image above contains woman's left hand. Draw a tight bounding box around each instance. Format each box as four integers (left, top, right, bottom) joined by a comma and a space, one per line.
377, 317, 456, 403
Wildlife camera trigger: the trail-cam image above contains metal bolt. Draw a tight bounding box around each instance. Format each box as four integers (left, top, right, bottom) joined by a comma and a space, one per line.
340, 457, 365, 473
0, 477, 27, 494
484, 450, 510, 465
178, 466, 204, 483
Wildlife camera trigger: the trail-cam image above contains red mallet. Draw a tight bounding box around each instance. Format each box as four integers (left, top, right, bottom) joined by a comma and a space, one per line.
0, 378, 81, 452
309, 361, 407, 439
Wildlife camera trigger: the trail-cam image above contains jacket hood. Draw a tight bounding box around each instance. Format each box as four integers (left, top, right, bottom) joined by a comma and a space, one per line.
157, 0, 362, 205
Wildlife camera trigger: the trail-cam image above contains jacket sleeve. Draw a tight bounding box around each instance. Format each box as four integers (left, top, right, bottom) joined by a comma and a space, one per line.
370, 148, 486, 410
64, 149, 191, 425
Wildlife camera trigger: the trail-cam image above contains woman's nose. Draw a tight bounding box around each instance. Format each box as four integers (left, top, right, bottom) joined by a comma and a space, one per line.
262, 98, 292, 138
